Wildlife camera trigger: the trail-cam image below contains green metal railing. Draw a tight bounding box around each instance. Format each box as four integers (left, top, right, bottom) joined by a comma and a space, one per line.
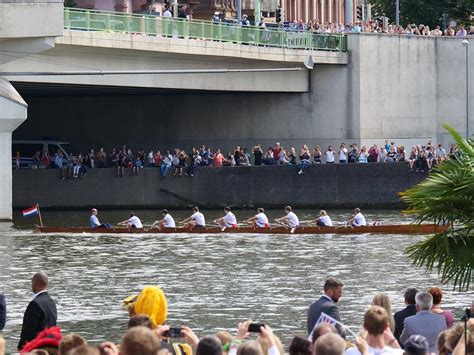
64, 7, 348, 52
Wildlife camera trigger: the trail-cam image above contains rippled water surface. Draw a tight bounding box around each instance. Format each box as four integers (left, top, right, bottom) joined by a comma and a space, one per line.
1, 210, 472, 352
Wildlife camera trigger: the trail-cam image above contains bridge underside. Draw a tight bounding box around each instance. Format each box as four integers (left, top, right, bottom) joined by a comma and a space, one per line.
0, 29, 348, 93
12, 73, 352, 155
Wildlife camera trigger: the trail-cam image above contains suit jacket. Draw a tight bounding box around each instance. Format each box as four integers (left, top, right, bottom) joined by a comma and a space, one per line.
400, 310, 447, 353
18, 291, 57, 350
0, 293, 6, 330
307, 295, 345, 337
393, 304, 417, 343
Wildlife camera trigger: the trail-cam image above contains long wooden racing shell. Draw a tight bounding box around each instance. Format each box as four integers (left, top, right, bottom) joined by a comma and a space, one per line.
34, 224, 447, 235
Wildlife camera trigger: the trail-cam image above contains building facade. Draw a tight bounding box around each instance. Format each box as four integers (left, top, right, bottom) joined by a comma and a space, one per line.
282, 0, 358, 25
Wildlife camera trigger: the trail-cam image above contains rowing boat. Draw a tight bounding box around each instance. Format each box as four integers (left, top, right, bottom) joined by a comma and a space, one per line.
34, 224, 446, 235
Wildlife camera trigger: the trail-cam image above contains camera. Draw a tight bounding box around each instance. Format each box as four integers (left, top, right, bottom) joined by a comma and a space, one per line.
164, 327, 183, 338
248, 323, 266, 333
461, 307, 472, 321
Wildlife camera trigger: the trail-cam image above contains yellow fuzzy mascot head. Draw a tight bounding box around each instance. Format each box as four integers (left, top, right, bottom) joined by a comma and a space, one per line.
123, 286, 168, 328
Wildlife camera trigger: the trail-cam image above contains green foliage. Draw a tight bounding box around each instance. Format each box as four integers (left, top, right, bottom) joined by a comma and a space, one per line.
400, 124, 474, 291
370, 0, 474, 28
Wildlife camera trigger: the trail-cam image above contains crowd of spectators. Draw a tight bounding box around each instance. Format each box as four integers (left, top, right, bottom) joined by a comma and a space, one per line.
2, 274, 473, 355
289, 21, 473, 37
27, 139, 462, 178
147, 3, 474, 39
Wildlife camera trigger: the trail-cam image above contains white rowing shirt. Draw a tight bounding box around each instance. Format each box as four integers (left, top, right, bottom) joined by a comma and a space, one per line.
128, 216, 143, 228
223, 211, 237, 227
353, 212, 366, 226
319, 215, 332, 226
286, 211, 299, 228
256, 212, 269, 227
191, 212, 205, 226
163, 214, 175, 228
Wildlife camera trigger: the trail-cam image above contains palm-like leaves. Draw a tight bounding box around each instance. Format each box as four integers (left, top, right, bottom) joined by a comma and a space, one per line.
400, 124, 474, 291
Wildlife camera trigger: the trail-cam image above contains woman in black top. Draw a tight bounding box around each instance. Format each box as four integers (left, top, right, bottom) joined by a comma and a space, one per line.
313, 145, 322, 164
253, 145, 263, 166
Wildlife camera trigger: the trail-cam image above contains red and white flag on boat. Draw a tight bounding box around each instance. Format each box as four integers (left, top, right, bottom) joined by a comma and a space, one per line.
22, 204, 43, 226
22, 205, 39, 217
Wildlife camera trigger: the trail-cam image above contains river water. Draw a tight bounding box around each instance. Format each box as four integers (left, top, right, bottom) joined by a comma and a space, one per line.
1, 209, 472, 353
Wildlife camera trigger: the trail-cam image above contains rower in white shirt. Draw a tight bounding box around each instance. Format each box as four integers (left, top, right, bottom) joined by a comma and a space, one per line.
181, 206, 206, 228
307, 210, 333, 227
348, 208, 367, 227
245, 207, 269, 228
118, 212, 143, 229
149, 209, 176, 230
214, 206, 237, 231
275, 206, 299, 233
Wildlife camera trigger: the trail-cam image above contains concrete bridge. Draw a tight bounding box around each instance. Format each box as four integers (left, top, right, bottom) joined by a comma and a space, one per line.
1, 0, 473, 219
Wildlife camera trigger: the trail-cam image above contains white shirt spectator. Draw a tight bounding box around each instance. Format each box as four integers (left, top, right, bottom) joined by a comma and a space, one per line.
223, 212, 237, 227
326, 150, 335, 163
339, 147, 348, 161
163, 9, 172, 17
345, 346, 403, 355
191, 212, 205, 226
436, 147, 446, 159
286, 211, 299, 228
163, 214, 175, 228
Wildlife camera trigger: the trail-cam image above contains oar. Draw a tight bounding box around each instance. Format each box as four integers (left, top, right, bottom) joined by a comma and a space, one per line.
145, 221, 160, 232
273, 220, 289, 229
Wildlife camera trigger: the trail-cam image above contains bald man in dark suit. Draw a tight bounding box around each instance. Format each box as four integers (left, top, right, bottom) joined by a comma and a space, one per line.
18, 272, 57, 350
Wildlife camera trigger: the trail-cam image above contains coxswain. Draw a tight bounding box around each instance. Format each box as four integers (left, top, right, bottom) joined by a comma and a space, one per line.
149, 209, 176, 230
181, 206, 205, 228
89, 208, 111, 228
214, 206, 237, 231
245, 208, 269, 228
307, 210, 333, 227
118, 212, 143, 229
275, 205, 299, 233
348, 208, 366, 227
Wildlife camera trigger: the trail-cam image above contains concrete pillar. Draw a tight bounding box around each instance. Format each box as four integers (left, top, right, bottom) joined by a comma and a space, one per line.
304, 0, 309, 22
321, 0, 325, 24
344, 0, 352, 24
327, 0, 334, 23
0, 79, 27, 220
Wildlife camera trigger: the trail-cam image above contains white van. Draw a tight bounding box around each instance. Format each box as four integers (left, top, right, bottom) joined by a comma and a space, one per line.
12, 140, 72, 168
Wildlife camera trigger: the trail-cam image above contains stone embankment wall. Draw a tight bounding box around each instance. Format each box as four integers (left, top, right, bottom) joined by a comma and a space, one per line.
13, 163, 426, 210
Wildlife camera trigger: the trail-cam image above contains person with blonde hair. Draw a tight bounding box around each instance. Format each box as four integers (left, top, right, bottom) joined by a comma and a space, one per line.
371, 293, 395, 332
307, 210, 333, 227
216, 331, 233, 355
345, 306, 402, 355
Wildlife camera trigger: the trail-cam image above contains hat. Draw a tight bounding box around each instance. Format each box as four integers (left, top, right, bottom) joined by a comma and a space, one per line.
214, 11, 219, 15
92, 208, 97, 212
404, 335, 429, 355
123, 286, 168, 328
162, 209, 168, 214
21, 326, 62, 353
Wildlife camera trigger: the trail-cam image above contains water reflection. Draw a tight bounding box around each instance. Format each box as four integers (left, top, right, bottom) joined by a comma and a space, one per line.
1, 210, 472, 353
